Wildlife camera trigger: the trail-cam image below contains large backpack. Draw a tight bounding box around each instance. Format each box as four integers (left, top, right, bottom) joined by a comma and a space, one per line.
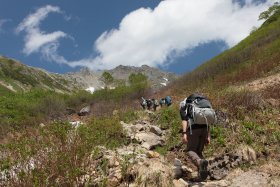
185, 93, 216, 132
165, 96, 172, 106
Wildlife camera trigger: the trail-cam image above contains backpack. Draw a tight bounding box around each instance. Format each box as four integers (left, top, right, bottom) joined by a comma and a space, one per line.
165, 96, 172, 106
185, 93, 216, 133
154, 99, 159, 106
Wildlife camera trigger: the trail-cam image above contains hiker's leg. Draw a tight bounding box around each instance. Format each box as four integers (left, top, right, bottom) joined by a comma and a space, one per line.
187, 129, 201, 166
197, 128, 208, 158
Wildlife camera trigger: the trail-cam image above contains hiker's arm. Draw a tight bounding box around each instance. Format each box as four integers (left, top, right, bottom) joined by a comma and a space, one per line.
180, 103, 188, 143
182, 120, 188, 143
206, 131, 211, 145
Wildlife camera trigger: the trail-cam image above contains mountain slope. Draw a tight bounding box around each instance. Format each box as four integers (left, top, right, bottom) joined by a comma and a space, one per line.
0, 56, 76, 93
167, 11, 280, 97
63, 65, 178, 91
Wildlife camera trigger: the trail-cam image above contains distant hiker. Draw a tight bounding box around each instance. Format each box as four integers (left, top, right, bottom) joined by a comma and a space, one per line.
159, 98, 165, 107
140, 97, 147, 109
165, 96, 172, 106
146, 99, 153, 110
152, 99, 159, 111
179, 93, 216, 181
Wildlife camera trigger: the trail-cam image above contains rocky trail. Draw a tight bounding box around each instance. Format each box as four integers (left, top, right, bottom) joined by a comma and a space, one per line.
1, 109, 279, 187
89, 110, 280, 186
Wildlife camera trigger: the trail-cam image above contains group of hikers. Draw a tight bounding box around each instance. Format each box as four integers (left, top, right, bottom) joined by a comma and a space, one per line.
140, 93, 216, 181
140, 96, 172, 111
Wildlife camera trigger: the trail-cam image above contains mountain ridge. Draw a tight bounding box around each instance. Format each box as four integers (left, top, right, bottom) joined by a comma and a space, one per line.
0, 56, 178, 93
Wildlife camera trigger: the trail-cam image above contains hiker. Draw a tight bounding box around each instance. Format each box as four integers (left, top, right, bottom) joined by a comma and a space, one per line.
165, 96, 172, 106
159, 98, 165, 107
140, 97, 147, 109
146, 99, 153, 110
152, 98, 159, 111
180, 93, 216, 181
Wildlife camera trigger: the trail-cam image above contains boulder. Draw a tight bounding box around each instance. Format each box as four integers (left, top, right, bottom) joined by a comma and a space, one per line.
135, 132, 164, 150
146, 151, 160, 158
78, 105, 91, 116
132, 159, 174, 187
150, 125, 163, 136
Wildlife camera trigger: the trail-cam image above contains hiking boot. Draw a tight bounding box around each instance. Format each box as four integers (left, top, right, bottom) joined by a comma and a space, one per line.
198, 159, 208, 181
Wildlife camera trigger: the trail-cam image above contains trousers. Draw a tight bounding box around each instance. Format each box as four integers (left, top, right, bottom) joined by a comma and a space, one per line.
186, 127, 208, 166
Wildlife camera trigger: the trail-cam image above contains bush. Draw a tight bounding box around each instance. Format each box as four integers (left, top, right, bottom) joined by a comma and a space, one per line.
0, 117, 126, 186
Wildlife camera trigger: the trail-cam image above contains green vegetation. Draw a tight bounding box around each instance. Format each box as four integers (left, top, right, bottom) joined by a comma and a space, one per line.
101, 71, 114, 86
154, 106, 181, 155
0, 56, 71, 92
0, 118, 125, 186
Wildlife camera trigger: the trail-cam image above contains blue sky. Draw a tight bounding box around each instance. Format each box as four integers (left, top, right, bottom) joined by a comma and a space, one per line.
0, 0, 276, 74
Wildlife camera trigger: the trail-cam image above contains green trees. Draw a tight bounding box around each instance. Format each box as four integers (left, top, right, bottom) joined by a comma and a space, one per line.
101, 72, 114, 87
259, 2, 280, 21
128, 73, 148, 88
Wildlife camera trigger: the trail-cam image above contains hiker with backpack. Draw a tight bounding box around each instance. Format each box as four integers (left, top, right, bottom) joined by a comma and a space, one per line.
179, 93, 216, 181
152, 98, 159, 111
159, 98, 165, 107
140, 97, 147, 109
165, 96, 172, 106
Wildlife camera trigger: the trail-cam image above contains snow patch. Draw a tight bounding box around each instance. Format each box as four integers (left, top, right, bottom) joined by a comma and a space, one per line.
85, 86, 95, 94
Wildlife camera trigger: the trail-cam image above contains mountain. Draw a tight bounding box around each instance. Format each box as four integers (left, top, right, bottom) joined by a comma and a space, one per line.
0, 56, 178, 94
0, 56, 77, 94
108, 65, 178, 89
62, 65, 178, 91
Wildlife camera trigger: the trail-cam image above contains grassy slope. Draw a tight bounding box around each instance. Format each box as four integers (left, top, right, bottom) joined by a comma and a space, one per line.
160, 13, 280, 159
0, 56, 72, 93
168, 12, 280, 97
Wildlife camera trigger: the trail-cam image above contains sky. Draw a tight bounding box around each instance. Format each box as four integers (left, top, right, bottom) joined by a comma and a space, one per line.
0, 0, 277, 74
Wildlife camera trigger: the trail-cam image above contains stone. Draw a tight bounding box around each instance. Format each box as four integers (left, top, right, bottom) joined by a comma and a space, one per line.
78, 105, 91, 116
135, 132, 164, 150
182, 165, 193, 173
150, 125, 163, 136
173, 166, 183, 179
235, 145, 256, 163
174, 158, 182, 167
173, 179, 188, 187
39, 123, 45, 128
146, 151, 160, 158
133, 123, 144, 131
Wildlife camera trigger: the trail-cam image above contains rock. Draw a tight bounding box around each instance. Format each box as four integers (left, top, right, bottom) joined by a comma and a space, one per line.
174, 158, 182, 167
230, 171, 269, 187
150, 125, 163, 136
235, 145, 256, 163
173, 166, 183, 179
182, 165, 193, 173
69, 121, 83, 129
135, 132, 164, 150
108, 156, 119, 168
133, 123, 144, 132
146, 151, 160, 158
39, 123, 45, 128
133, 159, 174, 187
141, 142, 153, 150
173, 179, 189, 187
108, 168, 122, 187
78, 105, 91, 116
112, 110, 119, 116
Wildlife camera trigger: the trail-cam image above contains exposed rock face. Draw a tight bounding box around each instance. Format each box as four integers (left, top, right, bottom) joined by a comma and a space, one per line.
62, 65, 178, 92
208, 145, 257, 180
108, 65, 178, 90
120, 120, 165, 150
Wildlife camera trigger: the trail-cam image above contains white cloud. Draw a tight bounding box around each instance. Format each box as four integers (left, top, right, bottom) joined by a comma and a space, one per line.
16, 5, 67, 55
0, 19, 9, 33
18, 1, 276, 70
